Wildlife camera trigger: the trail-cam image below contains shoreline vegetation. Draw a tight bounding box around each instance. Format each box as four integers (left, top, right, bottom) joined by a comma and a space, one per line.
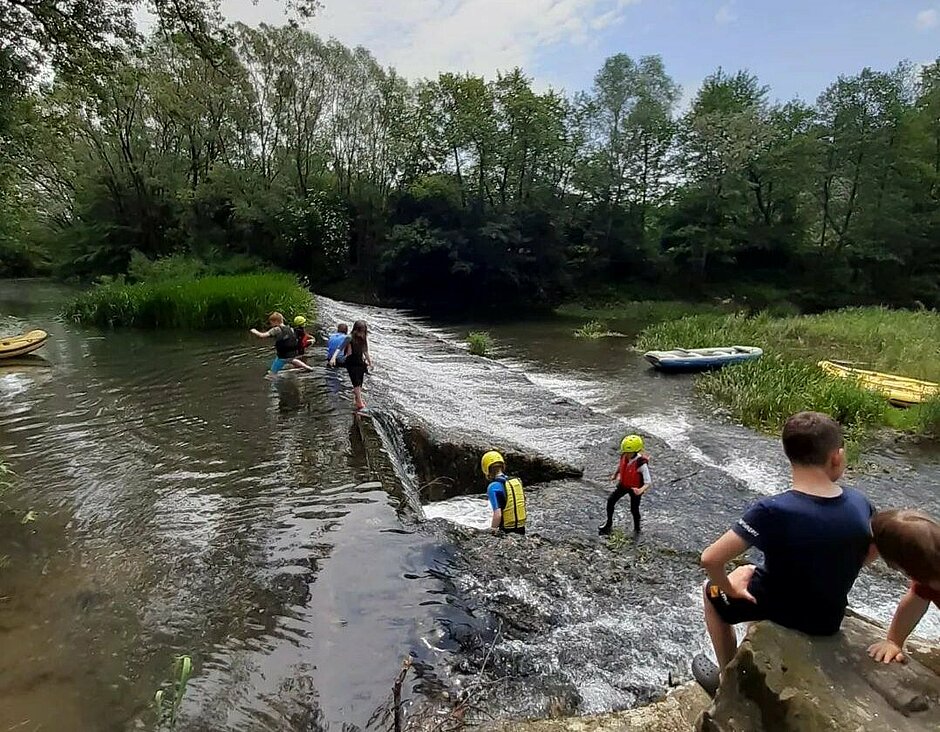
63, 272, 314, 329
631, 306, 940, 440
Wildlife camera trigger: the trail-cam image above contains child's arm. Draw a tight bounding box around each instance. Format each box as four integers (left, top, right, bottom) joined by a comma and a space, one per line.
868, 587, 930, 663
701, 531, 755, 602
636, 463, 652, 495
250, 328, 274, 338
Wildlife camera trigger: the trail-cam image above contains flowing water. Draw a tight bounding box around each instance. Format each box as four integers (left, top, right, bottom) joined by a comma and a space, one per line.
1, 281, 939, 730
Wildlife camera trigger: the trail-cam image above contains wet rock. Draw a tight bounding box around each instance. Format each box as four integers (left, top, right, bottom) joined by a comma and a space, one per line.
697, 615, 940, 731
395, 416, 583, 501
481, 683, 709, 731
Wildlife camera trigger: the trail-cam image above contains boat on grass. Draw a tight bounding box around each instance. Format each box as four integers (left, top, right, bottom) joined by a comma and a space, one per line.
644, 346, 763, 372
818, 361, 938, 407
0, 329, 49, 359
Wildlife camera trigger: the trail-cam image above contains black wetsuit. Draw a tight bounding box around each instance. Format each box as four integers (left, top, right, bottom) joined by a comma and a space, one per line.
344, 337, 368, 387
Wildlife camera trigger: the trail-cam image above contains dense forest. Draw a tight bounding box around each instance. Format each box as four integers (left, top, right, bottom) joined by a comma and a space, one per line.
2, 1, 940, 312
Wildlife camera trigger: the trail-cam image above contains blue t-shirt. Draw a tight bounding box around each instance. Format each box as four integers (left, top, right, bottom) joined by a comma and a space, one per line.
487, 475, 507, 511
327, 333, 347, 361
733, 487, 874, 635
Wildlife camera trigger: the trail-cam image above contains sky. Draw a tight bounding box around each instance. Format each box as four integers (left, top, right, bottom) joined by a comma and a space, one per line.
220, 0, 940, 104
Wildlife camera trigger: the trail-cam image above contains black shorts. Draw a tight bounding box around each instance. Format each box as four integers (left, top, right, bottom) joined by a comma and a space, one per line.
704, 580, 768, 625
346, 364, 366, 387
501, 526, 526, 536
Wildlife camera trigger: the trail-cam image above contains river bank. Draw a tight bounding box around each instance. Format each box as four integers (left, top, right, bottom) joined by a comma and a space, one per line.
2, 282, 939, 729
636, 308, 940, 439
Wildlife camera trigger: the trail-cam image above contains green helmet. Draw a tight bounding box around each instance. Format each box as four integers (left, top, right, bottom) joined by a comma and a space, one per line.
620, 434, 644, 454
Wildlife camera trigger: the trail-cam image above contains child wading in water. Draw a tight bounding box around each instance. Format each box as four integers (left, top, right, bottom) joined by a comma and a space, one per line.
868, 509, 940, 664
330, 319, 372, 410
598, 434, 651, 535
249, 312, 314, 377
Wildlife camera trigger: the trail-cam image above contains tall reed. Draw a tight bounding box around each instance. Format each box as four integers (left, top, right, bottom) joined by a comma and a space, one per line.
64, 274, 314, 329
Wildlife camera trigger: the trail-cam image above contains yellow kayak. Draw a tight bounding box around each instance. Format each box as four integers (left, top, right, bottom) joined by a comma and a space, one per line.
818, 361, 939, 407
0, 329, 49, 359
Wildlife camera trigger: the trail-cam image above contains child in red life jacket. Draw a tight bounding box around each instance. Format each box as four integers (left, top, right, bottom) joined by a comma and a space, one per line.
598, 434, 651, 535
293, 315, 312, 356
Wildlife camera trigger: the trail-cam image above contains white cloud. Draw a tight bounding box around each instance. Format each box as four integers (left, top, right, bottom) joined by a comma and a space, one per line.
715, 2, 737, 26
916, 8, 939, 31
221, 0, 641, 80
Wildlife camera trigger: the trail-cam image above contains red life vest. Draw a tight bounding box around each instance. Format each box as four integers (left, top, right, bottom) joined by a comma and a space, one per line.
617, 454, 648, 489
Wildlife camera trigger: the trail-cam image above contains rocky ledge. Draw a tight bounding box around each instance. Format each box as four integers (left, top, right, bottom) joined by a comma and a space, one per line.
484, 613, 940, 731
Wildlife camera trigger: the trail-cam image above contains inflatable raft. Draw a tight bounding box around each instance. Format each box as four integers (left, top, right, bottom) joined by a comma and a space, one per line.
644, 346, 763, 372
818, 361, 939, 407
0, 329, 49, 359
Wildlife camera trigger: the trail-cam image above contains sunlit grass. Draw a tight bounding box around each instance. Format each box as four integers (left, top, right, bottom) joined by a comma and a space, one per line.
64, 274, 314, 329
467, 331, 492, 356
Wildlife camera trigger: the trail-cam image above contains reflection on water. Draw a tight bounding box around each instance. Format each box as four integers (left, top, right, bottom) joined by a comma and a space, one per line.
0, 282, 454, 731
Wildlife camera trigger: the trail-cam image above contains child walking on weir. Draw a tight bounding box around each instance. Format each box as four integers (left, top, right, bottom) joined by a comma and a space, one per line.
598, 434, 651, 535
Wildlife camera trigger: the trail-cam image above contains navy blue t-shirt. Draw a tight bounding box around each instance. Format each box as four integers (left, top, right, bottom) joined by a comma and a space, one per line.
732, 487, 874, 635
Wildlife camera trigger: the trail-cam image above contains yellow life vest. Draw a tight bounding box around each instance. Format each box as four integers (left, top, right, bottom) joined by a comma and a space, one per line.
500, 477, 526, 530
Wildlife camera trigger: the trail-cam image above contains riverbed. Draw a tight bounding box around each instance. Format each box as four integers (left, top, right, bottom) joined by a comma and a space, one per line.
1, 281, 938, 730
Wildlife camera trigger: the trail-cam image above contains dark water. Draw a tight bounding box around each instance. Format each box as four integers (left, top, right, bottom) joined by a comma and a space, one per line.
1, 282, 939, 729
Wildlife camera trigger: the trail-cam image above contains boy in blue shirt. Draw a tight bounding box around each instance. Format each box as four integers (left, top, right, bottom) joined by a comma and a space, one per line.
326, 323, 348, 366
694, 411, 875, 695
481, 450, 526, 536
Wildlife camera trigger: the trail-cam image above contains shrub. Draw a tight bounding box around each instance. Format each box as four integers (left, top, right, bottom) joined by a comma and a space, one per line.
574, 320, 609, 339
913, 396, 940, 438
467, 331, 492, 356
64, 273, 314, 329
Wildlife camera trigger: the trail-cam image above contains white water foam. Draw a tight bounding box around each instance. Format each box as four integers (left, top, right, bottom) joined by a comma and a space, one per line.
422, 495, 492, 530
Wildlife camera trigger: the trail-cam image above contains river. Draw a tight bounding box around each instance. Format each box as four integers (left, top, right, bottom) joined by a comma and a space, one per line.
1, 280, 938, 730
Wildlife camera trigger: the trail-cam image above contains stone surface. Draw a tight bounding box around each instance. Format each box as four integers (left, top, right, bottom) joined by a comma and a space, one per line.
395, 416, 583, 501
481, 684, 710, 731
697, 615, 940, 731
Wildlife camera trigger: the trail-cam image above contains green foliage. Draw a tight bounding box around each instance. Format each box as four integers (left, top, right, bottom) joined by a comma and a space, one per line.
467, 331, 492, 356
63, 274, 314, 329
636, 308, 940, 382
573, 320, 609, 339
912, 397, 940, 438
558, 300, 727, 324
697, 355, 888, 434
154, 654, 193, 730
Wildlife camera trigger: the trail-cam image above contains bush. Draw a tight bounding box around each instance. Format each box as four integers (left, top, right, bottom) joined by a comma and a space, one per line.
467, 331, 492, 356
913, 396, 940, 438
64, 273, 314, 329
574, 320, 609, 339
697, 355, 888, 435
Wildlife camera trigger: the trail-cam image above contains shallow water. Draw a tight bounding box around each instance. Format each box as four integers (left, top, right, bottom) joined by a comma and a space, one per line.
1, 282, 938, 729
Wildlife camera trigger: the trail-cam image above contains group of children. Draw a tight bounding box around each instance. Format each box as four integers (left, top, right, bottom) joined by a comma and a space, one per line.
482, 410, 939, 696
252, 313, 937, 692
251, 313, 374, 411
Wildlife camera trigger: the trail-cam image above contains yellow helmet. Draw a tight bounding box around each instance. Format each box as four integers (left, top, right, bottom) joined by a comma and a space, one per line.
481, 451, 506, 477
293, 316, 306, 326
620, 434, 644, 454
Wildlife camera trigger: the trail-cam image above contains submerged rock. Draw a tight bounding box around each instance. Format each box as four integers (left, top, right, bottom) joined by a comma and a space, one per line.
698, 615, 940, 731
481, 684, 709, 731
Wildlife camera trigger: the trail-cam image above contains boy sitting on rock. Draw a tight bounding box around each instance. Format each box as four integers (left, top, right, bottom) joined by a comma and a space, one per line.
868, 509, 940, 664
693, 411, 876, 695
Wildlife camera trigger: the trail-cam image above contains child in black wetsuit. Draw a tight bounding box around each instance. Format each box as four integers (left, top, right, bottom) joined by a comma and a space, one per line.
329, 319, 372, 410
598, 434, 651, 535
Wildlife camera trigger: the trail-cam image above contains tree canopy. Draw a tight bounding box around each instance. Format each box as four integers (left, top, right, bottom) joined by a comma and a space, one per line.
3, 9, 940, 313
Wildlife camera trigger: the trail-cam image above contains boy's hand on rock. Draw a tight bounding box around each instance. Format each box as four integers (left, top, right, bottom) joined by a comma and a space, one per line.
868, 640, 906, 664
727, 564, 757, 603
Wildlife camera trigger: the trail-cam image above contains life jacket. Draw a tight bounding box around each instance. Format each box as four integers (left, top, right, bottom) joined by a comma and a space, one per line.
495, 475, 526, 530
274, 325, 298, 358
617, 454, 649, 490
294, 326, 310, 355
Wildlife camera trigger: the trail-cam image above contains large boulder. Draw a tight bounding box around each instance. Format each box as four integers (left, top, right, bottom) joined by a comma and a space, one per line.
697, 615, 940, 731
482, 683, 710, 731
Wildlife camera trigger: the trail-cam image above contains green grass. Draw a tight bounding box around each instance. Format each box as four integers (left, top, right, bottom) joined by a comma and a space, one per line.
64, 273, 314, 329
467, 331, 492, 356
636, 307, 940, 442
636, 308, 940, 381
573, 320, 609, 339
